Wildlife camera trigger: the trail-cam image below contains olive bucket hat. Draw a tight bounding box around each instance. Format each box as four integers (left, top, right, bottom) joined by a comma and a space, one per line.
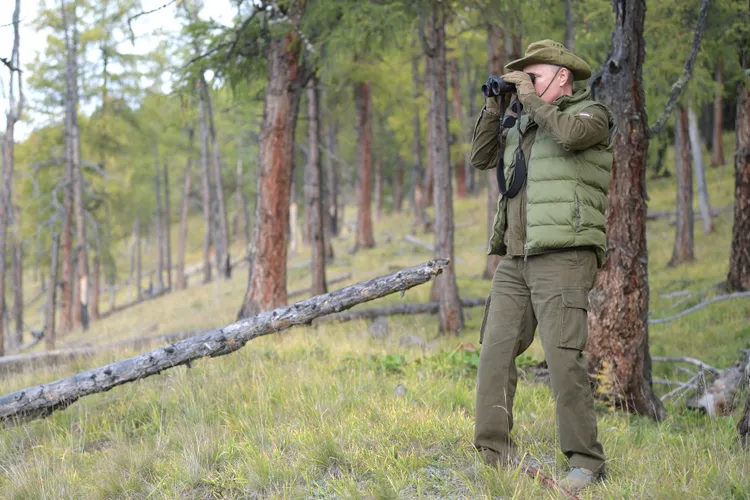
505, 39, 592, 81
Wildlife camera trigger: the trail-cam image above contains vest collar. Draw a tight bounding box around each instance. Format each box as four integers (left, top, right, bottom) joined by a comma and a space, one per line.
553, 87, 591, 110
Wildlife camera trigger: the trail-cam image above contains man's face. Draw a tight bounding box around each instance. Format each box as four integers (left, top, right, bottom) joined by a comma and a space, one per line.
522, 63, 568, 104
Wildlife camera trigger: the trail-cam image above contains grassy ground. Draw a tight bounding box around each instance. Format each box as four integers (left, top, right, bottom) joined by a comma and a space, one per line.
2, 138, 749, 498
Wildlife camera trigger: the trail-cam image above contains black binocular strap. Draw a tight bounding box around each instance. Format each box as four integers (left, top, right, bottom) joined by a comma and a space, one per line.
495, 95, 527, 199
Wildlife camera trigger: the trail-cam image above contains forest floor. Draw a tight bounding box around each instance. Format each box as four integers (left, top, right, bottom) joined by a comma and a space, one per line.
2, 144, 750, 498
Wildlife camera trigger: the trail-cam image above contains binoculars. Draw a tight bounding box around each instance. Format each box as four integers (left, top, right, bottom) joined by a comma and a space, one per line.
481, 74, 536, 97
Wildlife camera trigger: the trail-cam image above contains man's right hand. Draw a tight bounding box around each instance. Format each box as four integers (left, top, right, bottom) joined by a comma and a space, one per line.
486, 95, 502, 115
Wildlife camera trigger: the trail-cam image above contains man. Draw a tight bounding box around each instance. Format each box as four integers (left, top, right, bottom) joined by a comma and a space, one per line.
470, 39, 616, 493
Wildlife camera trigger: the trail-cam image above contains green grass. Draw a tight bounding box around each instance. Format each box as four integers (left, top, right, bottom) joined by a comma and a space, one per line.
2, 142, 750, 498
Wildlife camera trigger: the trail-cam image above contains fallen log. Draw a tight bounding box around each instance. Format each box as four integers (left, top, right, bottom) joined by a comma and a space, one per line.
648, 291, 750, 325
318, 297, 486, 323
686, 349, 750, 417
646, 205, 730, 220
0, 260, 449, 424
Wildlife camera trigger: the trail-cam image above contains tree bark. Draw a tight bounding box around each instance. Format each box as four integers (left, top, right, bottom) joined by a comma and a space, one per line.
325, 119, 339, 238
463, 46, 478, 195
203, 83, 231, 279
176, 127, 194, 291
375, 154, 383, 220
727, 45, 750, 291
12, 240, 23, 349
238, 2, 305, 318
587, 0, 665, 420
394, 157, 404, 213
154, 145, 165, 292
423, 2, 463, 334
0, 260, 449, 424
163, 161, 172, 289
92, 255, 100, 320
289, 177, 299, 256
306, 76, 328, 296
449, 59, 467, 200
688, 106, 713, 234
411, 52, 427, 232
424, 54, 435, 213
711, 59, 725, 167
235, 139, 251, 252
669, 106, 695, 267
45, 234, 59, 351
483, 23, 504, 280
354, 80, 376, 249
199, 94, 213, 284
564, 0, 576, 52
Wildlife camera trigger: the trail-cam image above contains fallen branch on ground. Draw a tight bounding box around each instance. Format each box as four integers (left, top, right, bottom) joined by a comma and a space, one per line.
660, 373, 702, 402
686, 349, 750, 417
648, 292, 750, 325
317, 297, 486, 323
646, 206, 729, 221
651, 356, 720, 375
511, 457, 579, 499
0, 260, 449, 424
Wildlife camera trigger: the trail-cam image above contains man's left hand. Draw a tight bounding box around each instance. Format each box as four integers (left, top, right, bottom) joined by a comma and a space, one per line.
502, 71, 536, 104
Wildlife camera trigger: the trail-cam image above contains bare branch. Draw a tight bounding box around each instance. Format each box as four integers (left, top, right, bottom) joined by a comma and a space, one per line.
648, 292, 750, 325
649, 0, 713, 136
652, 356, 720, 375
127, 0, 178, 43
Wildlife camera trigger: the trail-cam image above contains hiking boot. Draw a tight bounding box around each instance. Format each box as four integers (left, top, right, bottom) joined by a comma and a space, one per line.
558, 467, 599, 493
478, 448, 513, 468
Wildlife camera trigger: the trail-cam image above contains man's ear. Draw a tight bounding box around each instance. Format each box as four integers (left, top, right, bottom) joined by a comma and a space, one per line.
559, 68, 570, 87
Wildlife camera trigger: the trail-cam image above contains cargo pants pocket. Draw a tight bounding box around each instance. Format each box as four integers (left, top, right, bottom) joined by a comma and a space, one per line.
558, 287, 589, 350
479, 295, 491, 345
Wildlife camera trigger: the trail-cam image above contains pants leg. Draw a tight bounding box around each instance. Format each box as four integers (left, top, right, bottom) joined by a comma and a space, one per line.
474, 257, 536, 463
526, 249, 606, 474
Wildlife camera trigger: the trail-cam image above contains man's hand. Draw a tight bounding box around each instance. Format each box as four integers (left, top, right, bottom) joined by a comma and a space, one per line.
485, 95, 502, 115
502, 71, 536, 104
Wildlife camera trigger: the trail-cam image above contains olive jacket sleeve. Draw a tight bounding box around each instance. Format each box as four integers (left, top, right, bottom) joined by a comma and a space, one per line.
521, 95, 610, 151
469, 107, 506, 171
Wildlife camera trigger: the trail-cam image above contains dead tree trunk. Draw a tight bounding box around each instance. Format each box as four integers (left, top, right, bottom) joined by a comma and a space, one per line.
238, 1, 305, 318
411, 51, 427, 232
354, 80, 376, 250
449, 59, 467, 200
669, 106, 695, 267
154, 146, 165, 292
176, 127, 193, 291
422, 2, 464, 334
564, 0, 576, 52
394, 157, 404, 213
375, 154, 383, 220
163, 161, 172, 289
92, 255, 100, 320
45, 234, 59, 351
727, 44, 750, 291
203, 82, 231, 279
688, 106, 713, 234
325, 120, 339, 238
587, 0, 665, 420
305, 76, 327, 296
12, 240, 23, 349
711, 59, 725, 167
483, 23, 504, 280
199, 94, 213, 284
0, 260, 449, 424
134, 218, 142, 301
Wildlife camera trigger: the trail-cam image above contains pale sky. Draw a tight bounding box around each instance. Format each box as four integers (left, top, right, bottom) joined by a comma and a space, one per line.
0, 0, 236, 141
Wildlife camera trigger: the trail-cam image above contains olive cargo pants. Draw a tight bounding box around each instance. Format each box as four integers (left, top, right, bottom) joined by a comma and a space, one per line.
474, 248, 606, 473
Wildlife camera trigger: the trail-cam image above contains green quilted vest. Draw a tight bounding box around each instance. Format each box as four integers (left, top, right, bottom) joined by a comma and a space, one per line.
488, 92, 616, 267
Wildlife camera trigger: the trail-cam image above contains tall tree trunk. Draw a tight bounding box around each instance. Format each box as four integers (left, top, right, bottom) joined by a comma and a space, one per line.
92, 255, 100, 320
463, 45, 478, 195
204, 86, 231, 279
423, 2, 463, 334
375, 154, 383, 220
238, 1, 305, 318
483, 23, 504, 280
235, 139, 251, 253
176, 127, 194, 291
727, 44, 750, 291
289, 177, 299, 256
134, 218, 142, 301
711, 59, 725, 167
45, 234, 59, 351
587, 0, 665, 420
163, 161, 172, 289
154, 145, 165, 292
354, 80, 376, 249
449, 59, 468, 200
564, 0, 576, 51
411, 52, 427, 231
688, 106, 713, 234
12, 240, 23, 349
325, 120, 339, 238
669, 106, 695, 267
306, 76, 328, 295
199, 95, 213, 284
394, 157, 404, 213
424, 54, 435, 213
